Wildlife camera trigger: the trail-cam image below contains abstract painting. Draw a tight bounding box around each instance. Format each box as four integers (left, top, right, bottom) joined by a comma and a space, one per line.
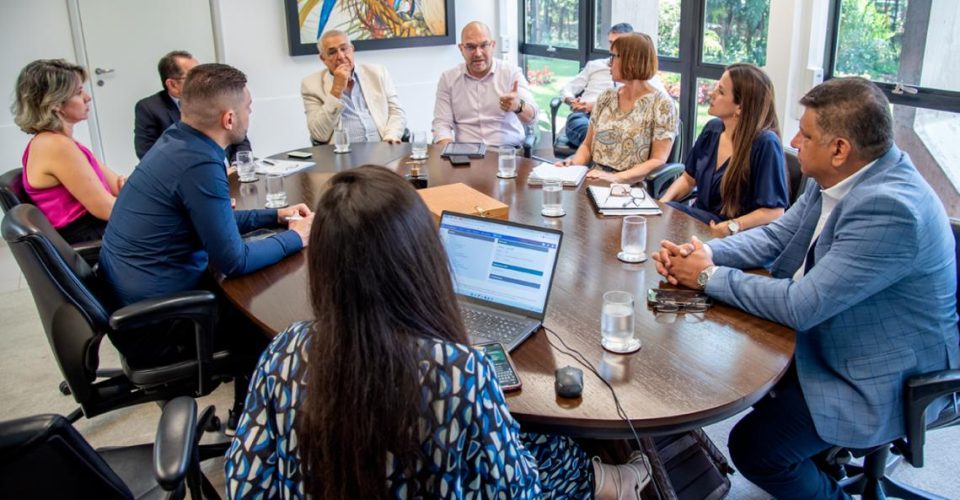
284, 0, 456, 56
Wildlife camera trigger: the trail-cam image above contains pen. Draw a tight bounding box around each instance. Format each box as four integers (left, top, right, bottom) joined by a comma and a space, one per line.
262, 159, 275, 166
531, 154, 557, 164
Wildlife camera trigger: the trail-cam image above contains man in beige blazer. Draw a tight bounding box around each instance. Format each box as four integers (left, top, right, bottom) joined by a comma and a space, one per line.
301, 30, 406, 144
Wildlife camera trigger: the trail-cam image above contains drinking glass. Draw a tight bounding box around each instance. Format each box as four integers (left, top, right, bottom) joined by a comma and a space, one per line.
541, 178, 565, 217
236, 150, 257, 182
618, 216, 647, 263
264, 173, 288, 208
411, 130, 429, 159
497, 146, 517, 178
601, 291, 640, 353
333, 126, 350, 153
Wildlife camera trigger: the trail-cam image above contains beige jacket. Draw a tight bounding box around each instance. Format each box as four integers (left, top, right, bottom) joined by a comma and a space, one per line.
300, 63, 406, 143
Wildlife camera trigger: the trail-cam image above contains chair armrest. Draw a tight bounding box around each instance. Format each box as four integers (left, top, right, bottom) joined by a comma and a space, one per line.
644, 162, 686, 200
522, 125, 538, 159
901, 368, 960, 467
72, 239, 101, 265
549, 97, 562, 144
153, 396, 198, 492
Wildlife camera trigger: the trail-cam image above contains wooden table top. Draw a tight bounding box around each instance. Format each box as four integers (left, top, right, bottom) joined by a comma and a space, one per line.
222, 143, 795, 438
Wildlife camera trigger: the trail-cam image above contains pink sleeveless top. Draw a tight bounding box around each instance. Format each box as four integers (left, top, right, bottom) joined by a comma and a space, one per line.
22, 138, 112, 229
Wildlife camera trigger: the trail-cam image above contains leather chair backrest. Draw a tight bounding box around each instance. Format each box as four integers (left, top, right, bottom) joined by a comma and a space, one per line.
0, 414, 133, 499
785, 147, 806, 206
0, 169, 28, 213
1, 204, 109, 404
667, 121, 684, 165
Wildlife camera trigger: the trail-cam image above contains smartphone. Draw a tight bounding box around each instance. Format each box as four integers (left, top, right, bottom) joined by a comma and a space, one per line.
448, 155, 472, 166
478, 342, 522, 391
647, 288, 711, 310
287, 150, 312, 159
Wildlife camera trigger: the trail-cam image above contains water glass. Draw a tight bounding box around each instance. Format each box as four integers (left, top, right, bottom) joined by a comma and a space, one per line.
264, 173, 288, 208
333, 127, 350, 153
411, 130, 429, 159
601, 291, 640, 353
497, 146, 517, 178
540, 178, 565, 217
236, 150, 257, 182
618, 215, 647, 263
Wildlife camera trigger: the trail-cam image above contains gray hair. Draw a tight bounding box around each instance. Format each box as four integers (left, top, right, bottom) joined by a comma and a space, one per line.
318, 30, 352, 47
799, 77, 893, 161
12, 59, 87, 135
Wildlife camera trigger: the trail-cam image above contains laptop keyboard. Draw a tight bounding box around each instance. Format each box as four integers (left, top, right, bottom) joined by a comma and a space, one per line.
461, 306, 529, 344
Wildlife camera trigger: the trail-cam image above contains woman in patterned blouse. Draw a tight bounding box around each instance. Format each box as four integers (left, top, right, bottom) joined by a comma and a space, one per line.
556, 33, 678, 184
225, 166, 650, 499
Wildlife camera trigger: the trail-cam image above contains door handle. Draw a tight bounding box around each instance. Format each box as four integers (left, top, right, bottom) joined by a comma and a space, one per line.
94, 68, 115, 75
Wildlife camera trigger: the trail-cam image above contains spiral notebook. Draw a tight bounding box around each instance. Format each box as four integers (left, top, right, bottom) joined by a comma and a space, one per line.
586, 185, 662, 216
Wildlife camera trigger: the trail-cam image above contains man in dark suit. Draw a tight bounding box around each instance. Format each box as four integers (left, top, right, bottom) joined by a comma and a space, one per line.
134, 50, 250, 161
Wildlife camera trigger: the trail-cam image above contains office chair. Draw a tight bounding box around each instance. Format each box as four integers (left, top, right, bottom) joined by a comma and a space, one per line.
784, 147, 807, 207
310, 127, 411, 146
1, 168, 101, 264
1, 204, 242, 428
825, 219, 960, 500
641, 123, 685, 200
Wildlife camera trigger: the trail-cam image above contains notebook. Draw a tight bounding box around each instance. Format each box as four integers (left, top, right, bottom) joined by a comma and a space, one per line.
441, 142, 487, 158
439, 211, 563, 351
527, 162, 589, 187
586, 185, 662, 216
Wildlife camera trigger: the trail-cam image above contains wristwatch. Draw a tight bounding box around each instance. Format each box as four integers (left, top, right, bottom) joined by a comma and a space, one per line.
515, 99, 525, 114
728, 219, 741, 235
697, 265, 718, 289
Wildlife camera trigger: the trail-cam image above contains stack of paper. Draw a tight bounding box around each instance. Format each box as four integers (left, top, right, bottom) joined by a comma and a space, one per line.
527, 162, 589, 187
586, 185, 662, 216
255, 159, 314, 176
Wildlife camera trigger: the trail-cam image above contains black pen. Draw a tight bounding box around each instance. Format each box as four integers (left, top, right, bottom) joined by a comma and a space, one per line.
261, 159, 275, 166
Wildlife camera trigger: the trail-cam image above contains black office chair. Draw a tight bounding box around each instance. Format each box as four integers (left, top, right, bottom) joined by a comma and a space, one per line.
784, 147, 807, 207
1, 204, 240, 426
825, 219, 960, 499
522, 122, 541, 159
0, 397, 217, 500
2, 168, 101, 263
548, 96, 578, 158
642, 123, 685, 200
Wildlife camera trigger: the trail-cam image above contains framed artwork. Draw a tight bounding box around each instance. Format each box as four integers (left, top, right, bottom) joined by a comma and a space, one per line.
284, 0, 456, 56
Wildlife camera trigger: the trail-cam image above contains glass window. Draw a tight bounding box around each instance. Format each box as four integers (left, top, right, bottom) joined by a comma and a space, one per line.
701, 0, 770, 66
657, 0, 681, 58
695, 77, 718, 135
658, 71, 682, 105
592, 0, 670, 55
522, 56, 582, 131
893, 105, 960, 215
525, 0, 580, 49
833, 0, 959, 92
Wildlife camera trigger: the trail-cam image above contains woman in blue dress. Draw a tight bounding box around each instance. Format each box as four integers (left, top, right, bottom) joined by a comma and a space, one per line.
224, 165, 650, 499
660, 63, 788, 238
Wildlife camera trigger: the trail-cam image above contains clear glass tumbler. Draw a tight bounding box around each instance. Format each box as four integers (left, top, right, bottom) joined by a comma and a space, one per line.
236, 150, 257, 182
618, 215, 647, 263
264, 173, 287, 208
411, 130, 428, 159
541, 178, 565, 217
333, 127, 350, 153
601, 291, 640, 353
497, 146, 517, 178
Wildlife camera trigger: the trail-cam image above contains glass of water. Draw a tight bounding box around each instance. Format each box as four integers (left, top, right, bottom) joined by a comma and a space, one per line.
411, 130, 428, 159
264, 173, 288, 208
236, 150, 257, 182
601, 291, 640, 353
333, 126, 350, 153
541, 178, 565, 217
497, 146, 517, 178
618, 215, 647, 263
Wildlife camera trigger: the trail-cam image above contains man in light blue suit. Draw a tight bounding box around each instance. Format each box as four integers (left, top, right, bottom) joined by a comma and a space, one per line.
653, 77, 959, 499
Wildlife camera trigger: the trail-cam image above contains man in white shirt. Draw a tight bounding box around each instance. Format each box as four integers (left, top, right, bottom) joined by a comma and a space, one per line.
561, 24, 665, 148
432, 21, 539, 147
301, 30, 406, 145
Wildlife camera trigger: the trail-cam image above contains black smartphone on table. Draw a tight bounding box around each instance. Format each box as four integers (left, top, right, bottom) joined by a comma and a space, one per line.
448, 155, 471, 166
478, 342, 522, 391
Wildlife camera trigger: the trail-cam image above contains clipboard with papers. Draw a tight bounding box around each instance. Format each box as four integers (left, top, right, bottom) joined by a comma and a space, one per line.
527, 162, 589, 187
586, 185, 662, 216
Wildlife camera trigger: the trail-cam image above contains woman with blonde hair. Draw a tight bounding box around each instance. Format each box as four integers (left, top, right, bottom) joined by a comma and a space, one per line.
13, 59, 124, 243
660, 63, 788, 237
557, 32, 678, 183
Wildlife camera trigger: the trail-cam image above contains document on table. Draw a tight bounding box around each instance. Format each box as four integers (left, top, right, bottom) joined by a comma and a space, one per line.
255, 159, 314, 176
527, 162, 589, 187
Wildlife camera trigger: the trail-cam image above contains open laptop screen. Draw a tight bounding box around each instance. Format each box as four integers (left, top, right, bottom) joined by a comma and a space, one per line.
439, 212, 562, 316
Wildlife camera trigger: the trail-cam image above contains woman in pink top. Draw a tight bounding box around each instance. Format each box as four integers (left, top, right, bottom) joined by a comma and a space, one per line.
13, 59, 125, 243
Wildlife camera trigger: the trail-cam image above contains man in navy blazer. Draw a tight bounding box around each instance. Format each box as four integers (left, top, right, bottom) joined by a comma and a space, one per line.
134, 50, 249, 161
654, 77, 958, 499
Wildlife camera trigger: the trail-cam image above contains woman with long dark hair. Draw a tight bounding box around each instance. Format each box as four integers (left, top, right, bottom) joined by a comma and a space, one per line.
660, 63, 788, 237
225, 166, 650, 498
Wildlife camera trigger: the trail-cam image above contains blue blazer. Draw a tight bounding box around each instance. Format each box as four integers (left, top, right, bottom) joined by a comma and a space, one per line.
706, 146, 959, 448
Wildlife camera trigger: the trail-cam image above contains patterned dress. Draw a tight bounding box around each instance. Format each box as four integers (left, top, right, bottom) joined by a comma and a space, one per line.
588, 87, 678, 172
225, 321, 595, 499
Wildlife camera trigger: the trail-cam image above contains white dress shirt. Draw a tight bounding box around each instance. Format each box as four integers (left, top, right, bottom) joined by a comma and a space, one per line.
432, 59, 539, 147
561, 58, 666, 104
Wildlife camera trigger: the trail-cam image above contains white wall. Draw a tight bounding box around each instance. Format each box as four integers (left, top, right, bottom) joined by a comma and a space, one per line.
215, 0, 496, 155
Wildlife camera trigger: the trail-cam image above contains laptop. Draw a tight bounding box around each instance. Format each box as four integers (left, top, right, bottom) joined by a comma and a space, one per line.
438, 211, 563, 351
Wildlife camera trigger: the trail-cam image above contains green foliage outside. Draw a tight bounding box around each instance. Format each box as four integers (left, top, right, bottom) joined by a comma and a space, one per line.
525, 0, 579, 48
524, 56, 580, 132
835, 0, 905, 83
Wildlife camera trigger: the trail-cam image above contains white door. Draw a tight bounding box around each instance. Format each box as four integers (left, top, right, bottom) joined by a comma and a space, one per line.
74, 0, 216, 174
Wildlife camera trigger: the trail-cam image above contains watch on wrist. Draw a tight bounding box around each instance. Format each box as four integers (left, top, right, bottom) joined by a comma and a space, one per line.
728, 219, 741, 235
515, 99, 525, 114
697, 265, 718, 289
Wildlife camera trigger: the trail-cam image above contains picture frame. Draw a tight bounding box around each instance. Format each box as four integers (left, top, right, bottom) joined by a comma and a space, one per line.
284, 0, 456, 56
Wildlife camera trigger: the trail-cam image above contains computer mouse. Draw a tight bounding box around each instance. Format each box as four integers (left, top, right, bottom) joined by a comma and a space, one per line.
555, 366, 584, 398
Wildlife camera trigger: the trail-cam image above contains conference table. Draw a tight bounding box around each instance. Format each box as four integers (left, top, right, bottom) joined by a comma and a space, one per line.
221, 142, 795, 442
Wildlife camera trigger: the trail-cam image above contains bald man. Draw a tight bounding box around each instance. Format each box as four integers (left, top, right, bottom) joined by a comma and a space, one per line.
432, 22, 539, 147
